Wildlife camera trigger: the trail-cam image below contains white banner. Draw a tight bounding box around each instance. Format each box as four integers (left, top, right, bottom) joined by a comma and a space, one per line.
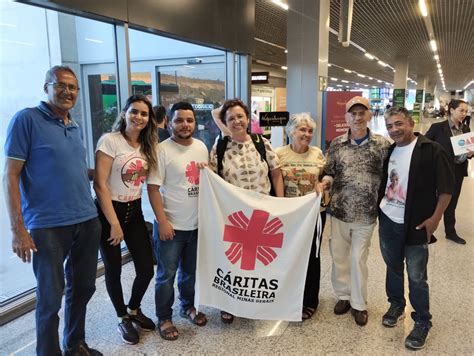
196, 168, 320, 321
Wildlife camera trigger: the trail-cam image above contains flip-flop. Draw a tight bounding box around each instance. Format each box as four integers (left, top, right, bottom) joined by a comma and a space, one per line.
180, 308, 207, 326
158, 320, 179, 341
220, 311, 234, 324
302, 306, 316, 320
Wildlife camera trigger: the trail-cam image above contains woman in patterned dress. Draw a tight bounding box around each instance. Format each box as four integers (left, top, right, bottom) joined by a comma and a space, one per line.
209, 98, 284, 323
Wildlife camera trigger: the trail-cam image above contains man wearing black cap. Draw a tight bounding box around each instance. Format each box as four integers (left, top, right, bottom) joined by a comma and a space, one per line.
322, 96, 390, 326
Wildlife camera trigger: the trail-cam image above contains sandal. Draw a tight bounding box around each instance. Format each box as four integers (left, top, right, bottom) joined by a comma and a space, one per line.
180, 307, 207, 326
158, 320, 179, 341
302, 306, 316, 320
220, 311, 234, 324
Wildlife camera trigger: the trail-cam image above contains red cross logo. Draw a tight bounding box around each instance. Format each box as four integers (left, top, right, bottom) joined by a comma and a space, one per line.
185, 161, 200, 184
122, 159, 147, 187
223, 210, 284, 270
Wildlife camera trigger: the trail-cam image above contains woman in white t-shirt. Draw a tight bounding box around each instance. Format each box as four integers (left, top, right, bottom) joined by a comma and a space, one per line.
275, 112, 327, 321
94, 95, 158, 345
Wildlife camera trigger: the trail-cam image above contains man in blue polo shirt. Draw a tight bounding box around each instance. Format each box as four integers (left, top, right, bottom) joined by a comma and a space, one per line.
4, 66, 102, 356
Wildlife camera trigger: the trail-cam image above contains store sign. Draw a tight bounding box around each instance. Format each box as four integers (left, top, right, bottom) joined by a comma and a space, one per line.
323, 91, 362, 148
191, 103, 214, 111
393, 89, 406, 108
415, 90, 424, 103
252, 72, 269, 84
319, 76, 328, 91
259, 111, 289, 126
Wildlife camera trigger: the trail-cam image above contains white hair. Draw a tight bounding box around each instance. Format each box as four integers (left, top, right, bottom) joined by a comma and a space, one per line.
285, 112, 316, 137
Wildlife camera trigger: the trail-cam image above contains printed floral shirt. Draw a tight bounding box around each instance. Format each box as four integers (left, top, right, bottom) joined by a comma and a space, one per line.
323, 129, 390, 224
210, 137, 280, 195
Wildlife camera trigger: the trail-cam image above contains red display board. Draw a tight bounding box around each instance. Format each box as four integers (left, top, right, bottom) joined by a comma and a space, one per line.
325, 91, 362, 144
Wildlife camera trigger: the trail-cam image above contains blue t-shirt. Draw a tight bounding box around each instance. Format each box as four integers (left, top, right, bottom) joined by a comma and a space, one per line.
4, 101, 98, 229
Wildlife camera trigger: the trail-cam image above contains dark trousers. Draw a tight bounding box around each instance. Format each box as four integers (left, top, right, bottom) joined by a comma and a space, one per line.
303, 211, 327, 309
379, 212, 432, 328
444, 170, 464, 237
31, 217, 101, 356
98, 199, 154, 317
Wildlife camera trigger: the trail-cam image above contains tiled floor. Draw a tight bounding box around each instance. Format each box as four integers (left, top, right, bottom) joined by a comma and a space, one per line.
2, 117, 473, 355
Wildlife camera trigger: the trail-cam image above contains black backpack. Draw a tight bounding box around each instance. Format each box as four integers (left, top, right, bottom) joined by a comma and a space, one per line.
216, 134, 276, 196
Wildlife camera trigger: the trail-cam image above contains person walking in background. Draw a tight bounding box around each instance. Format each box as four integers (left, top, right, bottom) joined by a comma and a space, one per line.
379, 107, 453, 350
94, 94, 158, 345
148, 102, 209, 341
322, 96, 390, 326
275, 112, 327, 321
153, 105, 171, 142
425, 99, 472, 244
3, 66, 102, 356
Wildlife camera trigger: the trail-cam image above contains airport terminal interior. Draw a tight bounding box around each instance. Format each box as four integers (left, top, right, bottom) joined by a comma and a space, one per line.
1, 0, 473, 355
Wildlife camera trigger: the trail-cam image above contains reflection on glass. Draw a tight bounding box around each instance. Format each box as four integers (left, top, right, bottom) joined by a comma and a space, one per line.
0, 2, 116, 304
158, 64, 225, 151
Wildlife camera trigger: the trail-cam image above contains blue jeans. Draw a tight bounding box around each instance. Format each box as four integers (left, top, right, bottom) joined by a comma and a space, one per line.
378, 212, 432, 327
31, 218, 101, 356
153, 222, 198, 321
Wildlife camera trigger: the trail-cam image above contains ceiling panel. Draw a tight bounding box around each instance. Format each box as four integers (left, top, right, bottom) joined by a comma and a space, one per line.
254, 0, 474, 91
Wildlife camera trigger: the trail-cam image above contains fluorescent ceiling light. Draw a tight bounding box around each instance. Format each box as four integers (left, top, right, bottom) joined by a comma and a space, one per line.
344, 69, 352, 73
281, 66, 287, 70
271, 0, 289, 10
437, 63, 441, 68
255, 59, 271, 66
284, 49, 288, 53
463, 80, 473, 89
336, 84, 343, 87
85, 38, 103, 43
434, 54, 439, 60
377, 80, 382, 83
330, 77, 338, 81
368, 77, 373, 80
364, 53, 375, 60
430, 40, 437, 52
357, 74, 365, 78
328, 64, 332, 67
341, 80, 349, 83
377, 60, 388, 67
419, 0, 428, 17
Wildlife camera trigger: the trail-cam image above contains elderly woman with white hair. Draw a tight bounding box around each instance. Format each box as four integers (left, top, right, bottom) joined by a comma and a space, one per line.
275, 112, 327, 321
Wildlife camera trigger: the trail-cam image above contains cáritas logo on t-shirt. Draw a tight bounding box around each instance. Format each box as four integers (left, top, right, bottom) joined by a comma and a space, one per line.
186, 161, 200, 197
121, 158, 147, 188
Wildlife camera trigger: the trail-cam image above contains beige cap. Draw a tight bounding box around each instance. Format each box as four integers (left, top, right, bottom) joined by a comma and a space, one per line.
346, 96, 370, 112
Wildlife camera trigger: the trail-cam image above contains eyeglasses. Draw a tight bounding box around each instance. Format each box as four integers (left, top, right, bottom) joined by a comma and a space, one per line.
47, 82, 80, 93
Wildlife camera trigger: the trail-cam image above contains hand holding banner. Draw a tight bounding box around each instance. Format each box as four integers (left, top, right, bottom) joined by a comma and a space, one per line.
196, 168, 321, 321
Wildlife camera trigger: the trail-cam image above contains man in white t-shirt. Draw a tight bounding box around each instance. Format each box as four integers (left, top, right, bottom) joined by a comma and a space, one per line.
148, 102, 208, 341
379, 107, 453, 350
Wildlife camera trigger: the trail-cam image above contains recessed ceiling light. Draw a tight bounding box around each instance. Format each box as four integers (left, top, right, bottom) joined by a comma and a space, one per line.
419, 0, 428, 17
364, 53, 375, 60
344, 69, 352, 73
271, 0, 289, 10
377, 60, 388, 67
430, 40, 437, 52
